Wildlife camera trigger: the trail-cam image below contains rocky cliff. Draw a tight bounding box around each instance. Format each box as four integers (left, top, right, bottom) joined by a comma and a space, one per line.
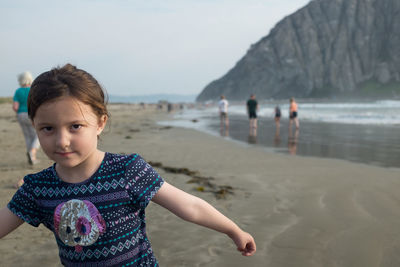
197, 0, 400, 101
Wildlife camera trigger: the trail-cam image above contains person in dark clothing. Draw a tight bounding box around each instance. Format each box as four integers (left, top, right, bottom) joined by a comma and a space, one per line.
274, 105, 281, 128
246, 94, 259, 135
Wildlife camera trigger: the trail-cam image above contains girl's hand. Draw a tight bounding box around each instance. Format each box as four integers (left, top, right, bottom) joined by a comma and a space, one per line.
152, 182, 256, 256
229, 230, 256, 256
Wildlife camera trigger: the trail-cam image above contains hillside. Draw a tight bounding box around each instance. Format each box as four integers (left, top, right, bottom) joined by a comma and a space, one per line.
197, 0, 400, 101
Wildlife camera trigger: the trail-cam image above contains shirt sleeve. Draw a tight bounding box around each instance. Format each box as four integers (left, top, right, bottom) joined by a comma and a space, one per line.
7, 176, 44, 227
125, 154, 164, 209
13, 89, 19, 102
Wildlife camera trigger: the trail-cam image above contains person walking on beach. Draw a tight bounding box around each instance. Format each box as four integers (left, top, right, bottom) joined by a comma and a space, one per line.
0, 64, 256, 266
274, 105, 281, 128
12, 71, 40, 165
289, 97, 299, 130
247, 94, 259, 136
218, 95, 229, 134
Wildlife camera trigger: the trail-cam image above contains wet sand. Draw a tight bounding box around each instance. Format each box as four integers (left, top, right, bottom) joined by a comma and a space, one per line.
206, 114, 400, 168
1, 103, 400, 267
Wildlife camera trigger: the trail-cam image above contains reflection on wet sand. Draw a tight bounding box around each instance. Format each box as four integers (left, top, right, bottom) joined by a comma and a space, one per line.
206, 114, 400, 168
288, 129, 299, 155
274, 126, 281, 146
219, 113, 229, 137
248, 125, 257, 144
248, 124, 257, 143
220, 127, 229, 137
248, 134, 257, 144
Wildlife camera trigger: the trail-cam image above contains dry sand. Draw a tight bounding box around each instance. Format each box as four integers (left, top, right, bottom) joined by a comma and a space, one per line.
1, 102, 400, 267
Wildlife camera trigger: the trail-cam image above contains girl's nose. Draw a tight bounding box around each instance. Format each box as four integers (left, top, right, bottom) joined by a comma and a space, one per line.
56, 130, 70, 149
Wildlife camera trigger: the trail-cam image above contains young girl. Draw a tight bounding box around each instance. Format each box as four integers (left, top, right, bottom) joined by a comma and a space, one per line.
0, 64, 256, 266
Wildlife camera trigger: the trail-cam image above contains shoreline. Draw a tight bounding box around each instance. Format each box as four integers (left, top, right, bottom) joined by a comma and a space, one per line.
1, 103, 400, 266
162, 108, 400, 169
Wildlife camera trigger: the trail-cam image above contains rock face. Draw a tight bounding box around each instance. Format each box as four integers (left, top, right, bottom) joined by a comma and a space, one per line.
197, 0, 400, 101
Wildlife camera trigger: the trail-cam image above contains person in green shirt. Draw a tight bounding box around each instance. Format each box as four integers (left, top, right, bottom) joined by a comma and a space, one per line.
12, 71, 40, 166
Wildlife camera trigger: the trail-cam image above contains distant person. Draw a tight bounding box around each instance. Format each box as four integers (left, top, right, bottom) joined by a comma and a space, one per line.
167, 102, 173, 112
246, 94, 258, 136
274, 105, 281, 128
218, 95, 229, 133
289, 97, 299, 130
12, 71, 40, 165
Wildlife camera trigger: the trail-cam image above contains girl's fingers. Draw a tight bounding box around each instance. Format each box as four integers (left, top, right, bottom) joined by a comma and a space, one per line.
237, 241, 256, 256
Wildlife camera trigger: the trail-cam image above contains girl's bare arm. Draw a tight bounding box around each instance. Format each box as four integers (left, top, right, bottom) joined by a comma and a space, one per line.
0, 207, 24, 238
152, 182, 256, 256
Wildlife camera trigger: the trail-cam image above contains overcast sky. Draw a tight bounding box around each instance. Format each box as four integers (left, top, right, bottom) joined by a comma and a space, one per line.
1, 0, 310, 97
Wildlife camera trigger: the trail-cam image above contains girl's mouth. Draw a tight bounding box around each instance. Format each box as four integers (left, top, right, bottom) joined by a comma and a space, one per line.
56, 151, 74, 157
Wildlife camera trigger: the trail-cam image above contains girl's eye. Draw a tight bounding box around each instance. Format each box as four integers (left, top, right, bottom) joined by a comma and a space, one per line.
42, 126, 53, 132
71, 124, 82, 130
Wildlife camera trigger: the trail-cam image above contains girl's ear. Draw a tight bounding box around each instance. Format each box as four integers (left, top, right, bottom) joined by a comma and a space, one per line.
97, 115, 108, 135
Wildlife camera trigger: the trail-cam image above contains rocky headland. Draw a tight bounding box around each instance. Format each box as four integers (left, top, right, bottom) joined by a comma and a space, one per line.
197, 0, 400, 101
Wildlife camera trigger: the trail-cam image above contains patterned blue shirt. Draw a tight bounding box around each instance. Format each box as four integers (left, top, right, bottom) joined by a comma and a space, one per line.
8, 153, 164, 266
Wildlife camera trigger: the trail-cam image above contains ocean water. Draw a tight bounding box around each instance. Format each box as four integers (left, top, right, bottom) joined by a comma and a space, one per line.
160, 100, 400, 168
217, 100, 400, 125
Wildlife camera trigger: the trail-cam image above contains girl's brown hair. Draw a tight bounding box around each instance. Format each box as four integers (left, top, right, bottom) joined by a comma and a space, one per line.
28, 64, 109, 121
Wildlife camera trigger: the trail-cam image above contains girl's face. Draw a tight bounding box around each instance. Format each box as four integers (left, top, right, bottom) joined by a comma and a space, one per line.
33, 96, 107, 179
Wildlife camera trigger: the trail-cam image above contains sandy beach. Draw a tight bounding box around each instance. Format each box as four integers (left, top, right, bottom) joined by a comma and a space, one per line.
1, 102, 400, 267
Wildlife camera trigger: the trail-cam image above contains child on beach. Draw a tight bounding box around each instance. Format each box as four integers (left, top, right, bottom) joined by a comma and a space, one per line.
0, 64, 256, 266
274, 105, 281, 128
